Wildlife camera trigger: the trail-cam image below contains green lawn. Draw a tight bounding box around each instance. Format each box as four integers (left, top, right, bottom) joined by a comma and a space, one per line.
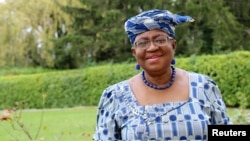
0, 107, 97, 141
0, 107, 249, 141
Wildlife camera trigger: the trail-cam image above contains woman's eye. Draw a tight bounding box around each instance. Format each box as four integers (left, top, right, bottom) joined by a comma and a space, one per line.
137, 41, 148, 46
155, 39, 166, 43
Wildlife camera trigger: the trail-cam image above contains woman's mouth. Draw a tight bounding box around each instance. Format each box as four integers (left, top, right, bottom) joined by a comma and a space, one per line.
147, 56, 161, 63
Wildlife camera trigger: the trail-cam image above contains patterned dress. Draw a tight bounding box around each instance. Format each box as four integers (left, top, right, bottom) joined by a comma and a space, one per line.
93, 72, 232, 141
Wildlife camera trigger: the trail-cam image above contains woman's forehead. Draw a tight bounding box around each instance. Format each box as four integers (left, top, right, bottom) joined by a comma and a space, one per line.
135, 30, 169, 40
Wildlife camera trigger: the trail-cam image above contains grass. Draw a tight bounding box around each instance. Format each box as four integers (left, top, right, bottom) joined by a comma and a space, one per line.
0, 107, 249, 141
0, 107, 97, 141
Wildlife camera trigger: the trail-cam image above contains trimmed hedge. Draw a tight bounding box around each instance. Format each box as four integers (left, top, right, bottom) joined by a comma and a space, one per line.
0, 51, 249, 109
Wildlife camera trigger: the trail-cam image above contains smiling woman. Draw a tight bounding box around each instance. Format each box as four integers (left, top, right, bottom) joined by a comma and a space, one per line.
93, 9, 232, 141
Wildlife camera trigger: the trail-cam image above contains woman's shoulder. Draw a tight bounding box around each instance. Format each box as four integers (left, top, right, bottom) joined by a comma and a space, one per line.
176, 68, 216, 86
189, 71, 218, 86
104, 80, 130, 95
188, 71, 223, 102
97, 80, 130, 109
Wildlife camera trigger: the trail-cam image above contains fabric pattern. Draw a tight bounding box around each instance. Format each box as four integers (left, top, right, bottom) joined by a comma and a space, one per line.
93, 72, 232, 141
124, 9, 194, 44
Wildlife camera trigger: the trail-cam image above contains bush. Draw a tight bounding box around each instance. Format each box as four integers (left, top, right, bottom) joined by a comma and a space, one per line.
0, 51, 249, 109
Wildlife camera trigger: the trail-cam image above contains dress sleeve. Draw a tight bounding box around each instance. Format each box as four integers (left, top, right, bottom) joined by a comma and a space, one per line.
93, 86, 121, 140
203, 75, 232, 125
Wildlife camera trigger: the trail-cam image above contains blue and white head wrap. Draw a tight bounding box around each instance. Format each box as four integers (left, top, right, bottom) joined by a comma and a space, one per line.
124, 9, 194, 44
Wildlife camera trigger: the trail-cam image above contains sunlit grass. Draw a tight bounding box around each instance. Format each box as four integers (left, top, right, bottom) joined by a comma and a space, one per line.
0, 107, 97, 141
227, 108, 250, 124
0, 107, 249, 141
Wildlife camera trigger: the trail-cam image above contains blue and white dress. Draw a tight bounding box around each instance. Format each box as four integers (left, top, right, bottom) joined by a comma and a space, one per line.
93, 72, 232, 140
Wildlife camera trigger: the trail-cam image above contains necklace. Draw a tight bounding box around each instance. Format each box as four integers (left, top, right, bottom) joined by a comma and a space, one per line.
141, 66, 176, 90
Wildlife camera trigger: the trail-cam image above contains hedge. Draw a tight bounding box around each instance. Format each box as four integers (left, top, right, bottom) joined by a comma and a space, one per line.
0, 51, 249, 109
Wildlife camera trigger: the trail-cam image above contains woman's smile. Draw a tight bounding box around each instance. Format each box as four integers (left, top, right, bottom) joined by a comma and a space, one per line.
146, 55, 162, 63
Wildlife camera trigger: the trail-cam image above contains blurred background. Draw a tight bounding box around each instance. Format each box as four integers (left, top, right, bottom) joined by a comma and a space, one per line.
0, 0, 249, 69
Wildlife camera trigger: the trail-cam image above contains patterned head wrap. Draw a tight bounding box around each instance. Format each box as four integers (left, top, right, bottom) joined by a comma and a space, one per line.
124, 9, 194, 44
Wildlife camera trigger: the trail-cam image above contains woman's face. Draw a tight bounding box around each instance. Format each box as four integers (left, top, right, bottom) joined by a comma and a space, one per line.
131, 29, 176, 73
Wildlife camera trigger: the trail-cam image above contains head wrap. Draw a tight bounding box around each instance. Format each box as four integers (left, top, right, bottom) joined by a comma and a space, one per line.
124, 9, 194, 44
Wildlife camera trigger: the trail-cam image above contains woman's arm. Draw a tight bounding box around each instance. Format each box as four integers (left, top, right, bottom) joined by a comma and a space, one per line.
93, 88, 121, 140
203, 76, 232, 125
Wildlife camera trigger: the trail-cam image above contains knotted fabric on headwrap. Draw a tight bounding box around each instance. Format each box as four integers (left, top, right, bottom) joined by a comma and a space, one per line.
124, 9, 194, 44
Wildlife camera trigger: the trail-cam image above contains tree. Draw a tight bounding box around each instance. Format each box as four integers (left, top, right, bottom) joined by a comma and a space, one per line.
53, 0, 130, 69
171, 0, 245, 55
0, 0, 249, 68
224, 0, 250, 50
0, 0, 71, 68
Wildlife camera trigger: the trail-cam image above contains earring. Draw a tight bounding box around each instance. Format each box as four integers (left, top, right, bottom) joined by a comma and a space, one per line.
171, 59, 175, 65
135, 64, 140, 70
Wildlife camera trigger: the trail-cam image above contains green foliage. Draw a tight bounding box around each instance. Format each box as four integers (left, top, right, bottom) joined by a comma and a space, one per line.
178, 51, 250, 108
0, 0, 73, 68
0, 51, 250, 109
0, 67, 56, 77
1, 0, 250, 69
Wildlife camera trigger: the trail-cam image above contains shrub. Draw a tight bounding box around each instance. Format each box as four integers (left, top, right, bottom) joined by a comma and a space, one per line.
0, 51, 249, 109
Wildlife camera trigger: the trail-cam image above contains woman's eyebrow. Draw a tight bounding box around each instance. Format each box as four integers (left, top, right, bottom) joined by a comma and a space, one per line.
137, 34, 167, 40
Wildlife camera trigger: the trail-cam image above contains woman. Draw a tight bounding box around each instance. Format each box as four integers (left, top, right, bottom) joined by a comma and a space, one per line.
93, 9, 232, 140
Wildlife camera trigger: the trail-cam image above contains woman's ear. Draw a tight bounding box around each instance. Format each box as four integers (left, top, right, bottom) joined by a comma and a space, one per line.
172, 40, 177, 50
131, 47, 136, 56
